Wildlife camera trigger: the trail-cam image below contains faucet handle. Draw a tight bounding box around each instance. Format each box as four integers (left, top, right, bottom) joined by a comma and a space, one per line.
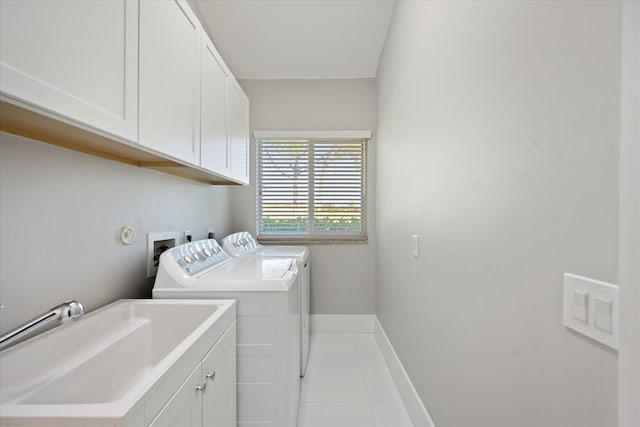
59, 301, 84, 323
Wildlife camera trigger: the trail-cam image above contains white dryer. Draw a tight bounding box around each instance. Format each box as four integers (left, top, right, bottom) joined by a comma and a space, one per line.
222, 231, 311, 376
152, 239, 300, 427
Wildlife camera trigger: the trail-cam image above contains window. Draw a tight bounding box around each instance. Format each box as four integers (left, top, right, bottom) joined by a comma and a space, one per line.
256, 135, 368, 242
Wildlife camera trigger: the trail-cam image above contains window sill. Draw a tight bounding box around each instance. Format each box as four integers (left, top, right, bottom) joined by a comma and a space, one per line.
257, 236, 368, 245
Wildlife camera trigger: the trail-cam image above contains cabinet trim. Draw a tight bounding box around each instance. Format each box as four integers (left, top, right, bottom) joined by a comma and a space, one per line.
0, 99, 245, 185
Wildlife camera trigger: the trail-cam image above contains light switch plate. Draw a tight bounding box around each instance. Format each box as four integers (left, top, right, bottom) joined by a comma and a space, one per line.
563, 273, 619, 350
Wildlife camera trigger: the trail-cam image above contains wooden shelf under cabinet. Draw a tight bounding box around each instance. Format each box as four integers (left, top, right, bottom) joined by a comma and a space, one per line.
0, 100, 244, 186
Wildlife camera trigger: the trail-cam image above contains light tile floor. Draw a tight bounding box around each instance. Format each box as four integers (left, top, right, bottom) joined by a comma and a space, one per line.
298, 334, 413, 427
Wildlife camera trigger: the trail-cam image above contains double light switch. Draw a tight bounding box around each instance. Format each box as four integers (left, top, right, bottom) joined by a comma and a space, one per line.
563, 273, 619, 350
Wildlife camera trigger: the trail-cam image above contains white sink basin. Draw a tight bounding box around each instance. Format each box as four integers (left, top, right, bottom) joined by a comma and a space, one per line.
0, 299, 236, 426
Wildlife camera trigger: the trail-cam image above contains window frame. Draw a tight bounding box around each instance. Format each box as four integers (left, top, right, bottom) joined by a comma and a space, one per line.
255, 132, 370, 244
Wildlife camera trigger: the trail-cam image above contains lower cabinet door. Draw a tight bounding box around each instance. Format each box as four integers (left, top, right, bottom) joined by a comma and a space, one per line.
202, 323, 237, 427
149, 365, 204, 427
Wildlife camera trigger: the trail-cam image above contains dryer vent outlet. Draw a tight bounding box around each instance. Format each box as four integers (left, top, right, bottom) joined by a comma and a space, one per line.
147, 232, 179, 278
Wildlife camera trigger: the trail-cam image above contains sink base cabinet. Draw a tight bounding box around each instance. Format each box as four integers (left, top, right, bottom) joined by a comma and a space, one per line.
202, 320, 237, 426
148, 366, 203, 427
149, 322, 236, 427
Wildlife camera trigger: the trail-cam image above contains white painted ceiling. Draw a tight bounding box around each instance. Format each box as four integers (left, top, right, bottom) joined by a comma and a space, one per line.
195, 0, 394, 80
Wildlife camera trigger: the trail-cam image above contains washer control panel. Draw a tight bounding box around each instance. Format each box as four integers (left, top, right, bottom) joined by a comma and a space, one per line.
171, 239, 230, 276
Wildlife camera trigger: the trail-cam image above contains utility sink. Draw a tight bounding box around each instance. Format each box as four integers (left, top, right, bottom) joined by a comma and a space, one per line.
0, 299, 236, 426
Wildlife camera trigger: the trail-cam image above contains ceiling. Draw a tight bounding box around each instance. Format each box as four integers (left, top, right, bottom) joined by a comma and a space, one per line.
195, 0, 394, 80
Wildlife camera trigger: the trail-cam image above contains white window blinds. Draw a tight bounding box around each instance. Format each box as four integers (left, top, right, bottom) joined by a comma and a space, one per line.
257, 138, 367, 241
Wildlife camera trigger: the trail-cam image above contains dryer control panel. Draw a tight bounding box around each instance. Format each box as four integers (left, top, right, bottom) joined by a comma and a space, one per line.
170, 239, 230, 276
222, 231, 260, 256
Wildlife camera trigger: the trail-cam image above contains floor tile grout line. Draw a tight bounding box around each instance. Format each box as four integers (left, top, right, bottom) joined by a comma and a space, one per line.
354, 334, 405, 402
300, 333, 413, 427
351, 334, 379, 426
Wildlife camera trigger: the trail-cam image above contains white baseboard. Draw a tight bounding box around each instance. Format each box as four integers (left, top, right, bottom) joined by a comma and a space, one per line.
374, 317, 435, 427
310, 314, 375, 333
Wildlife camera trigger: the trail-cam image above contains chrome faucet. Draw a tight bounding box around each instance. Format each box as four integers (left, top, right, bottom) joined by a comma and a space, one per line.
0, 300, 84, 351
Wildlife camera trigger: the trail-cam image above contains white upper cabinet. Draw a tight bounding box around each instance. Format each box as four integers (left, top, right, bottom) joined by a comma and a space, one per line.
228, 79, 250, 184
139, 0, 201, 164
200, 35, 230, 176
0, 0, 138, 141
0, 0, 250, 185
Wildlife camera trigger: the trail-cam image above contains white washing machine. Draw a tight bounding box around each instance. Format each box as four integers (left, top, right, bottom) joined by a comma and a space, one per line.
222, 231, 311, 376
152, 239, 300, 427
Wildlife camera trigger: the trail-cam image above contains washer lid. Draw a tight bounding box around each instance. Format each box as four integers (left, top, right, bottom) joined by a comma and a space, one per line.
194, 257, 298, 291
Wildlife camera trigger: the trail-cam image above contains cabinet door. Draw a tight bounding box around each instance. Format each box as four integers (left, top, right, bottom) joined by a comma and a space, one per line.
200, 36, 229, 175
202, 323, 236, 427
139, 0, 200, 164
149, 364, 204, 427
228, 80, 250, 184
0, 0, 138, 141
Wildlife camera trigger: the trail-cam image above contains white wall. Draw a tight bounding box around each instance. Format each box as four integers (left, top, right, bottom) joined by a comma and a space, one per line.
230, 79, 376, 314
376, 2, 621, 426
618, 1, 640, 425
0, 132, 232, 334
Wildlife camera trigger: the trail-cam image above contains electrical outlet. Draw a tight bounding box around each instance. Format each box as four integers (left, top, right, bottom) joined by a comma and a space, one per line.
206, 228, 215, 240
183, 230, 192, 243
